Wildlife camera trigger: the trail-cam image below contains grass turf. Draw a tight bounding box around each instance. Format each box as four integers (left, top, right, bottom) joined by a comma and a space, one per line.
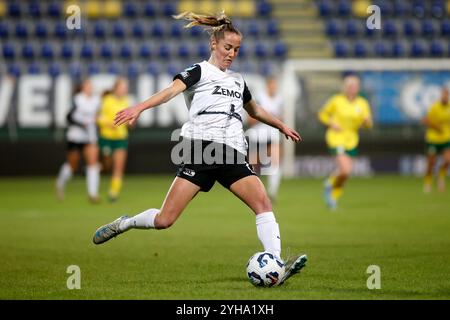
0, 175, 449, 299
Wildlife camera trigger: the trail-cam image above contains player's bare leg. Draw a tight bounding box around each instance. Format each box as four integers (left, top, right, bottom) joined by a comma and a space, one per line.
437, 149, 450, 192
424, 154, 436, 193
93, 177, 200, 244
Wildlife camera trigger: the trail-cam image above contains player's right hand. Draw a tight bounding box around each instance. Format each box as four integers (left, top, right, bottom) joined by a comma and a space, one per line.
114, 105, 142, 127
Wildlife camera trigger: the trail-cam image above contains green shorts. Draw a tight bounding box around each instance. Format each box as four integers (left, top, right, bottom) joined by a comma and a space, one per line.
426, 141, 450, 155
99, 138, 128, 156
329, 146, 358, 157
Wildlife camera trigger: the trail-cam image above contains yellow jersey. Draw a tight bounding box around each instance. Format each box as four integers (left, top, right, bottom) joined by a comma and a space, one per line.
425, 101, 450, 144
318, 94, 372, 150
98, 94, 129, 140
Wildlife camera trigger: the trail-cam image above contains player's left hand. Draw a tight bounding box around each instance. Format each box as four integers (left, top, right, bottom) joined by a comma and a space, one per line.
280, 125, 302, 142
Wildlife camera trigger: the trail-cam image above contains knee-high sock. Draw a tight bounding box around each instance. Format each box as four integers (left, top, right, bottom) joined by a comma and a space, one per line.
86, 165, 100, 198
119, 208, 160, 232
268, 166, 281, 199
256, 211, 281, 258
109, 177, 122, 197
56, 163, 72, 189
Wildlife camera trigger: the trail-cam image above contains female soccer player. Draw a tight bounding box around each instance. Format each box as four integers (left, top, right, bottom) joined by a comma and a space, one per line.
318, 74, 372, 210
97, 77, 130, 202
422, 87, 450, 193
56, 78, 101, 203
93, 12, 307, 284
247, 76, 284, 202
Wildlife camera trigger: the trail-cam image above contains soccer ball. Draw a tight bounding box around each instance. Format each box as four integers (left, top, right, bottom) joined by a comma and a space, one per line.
246, 251, 285, 287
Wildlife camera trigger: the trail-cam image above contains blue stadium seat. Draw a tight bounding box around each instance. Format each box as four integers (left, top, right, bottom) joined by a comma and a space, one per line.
403, 20, 417, 37
254, 43, 268, 58
273, 42, 287, 58
383, 20, 398, 37
247, 20, 260, 37
197, 43, 209, 59
430, 40, 445, 57
333, 41, 349, 57
146, 62, 160, 76
393, 0, 410, 16
100, 43, 113, 58
119, 43, 133, 59
28, 63, 41, 75
88, 63, 101, 75
54, 22, 67, 38
8, 64, 21, 77
93, 21, 106, 38
2, 43, 15, 60
170, 23, 182, 38
28, 2, 41, 17
132, 22, 145, 38
107, 63, 121, 75
35, 22, 47, 38
177, 43, 190, 58
0, 22, 9, 39
266, 20, 279, 37
167, 63, 180, 76
353, 41, 368, 57
127, 63, 140, 78
373, 41, 390, 57
151, 22, 165, 38
326, 20, 341, 37
392, 40, 407, 57
376, 1, 394, 16
345, 19, 359, 37
410, 40, 427, 57
41, 43, 54, 59
144, 2, 156, 17
431, 0, 445, 18
158, 44, 171, 59
112, 22, 125, 38
8, 2, 21, 17
421, 20, 436, 36
61, 43, 73, 59
337, 0, 351, 16
81, 43, 94, 59
139, 44, 151, 58
189, 26, 202, 37
123, 2, 137, 18
22, 43, 35, 59
238, 43, 248, 58
162, 2, 176, 17
412, 0, 427, 18
257, 0, 272, 16
15, 23, 28, 38
318, 0, 333, 17
47, 2, 61, 18
260, 61, 273, 76
48, 63, 61, 77
442, 20, 450, 36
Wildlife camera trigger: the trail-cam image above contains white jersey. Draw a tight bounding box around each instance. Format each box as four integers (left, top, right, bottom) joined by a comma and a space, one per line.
250, 91, 284, 143
66, 93, 101, 144
174, 61, 252, 155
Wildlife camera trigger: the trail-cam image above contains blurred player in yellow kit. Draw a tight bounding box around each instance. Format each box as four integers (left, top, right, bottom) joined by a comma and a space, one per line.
422, 87, 450, 193
318, 74, 372, 209
97, 77, 130, 202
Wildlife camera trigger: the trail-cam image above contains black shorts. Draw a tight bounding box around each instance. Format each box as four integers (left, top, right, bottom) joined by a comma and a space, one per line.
176, 139, 256, 192
67, 141, 87, 152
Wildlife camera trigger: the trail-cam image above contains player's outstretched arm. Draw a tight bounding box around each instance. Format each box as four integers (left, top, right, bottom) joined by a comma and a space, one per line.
114, 79, 187, 127
244, 99, 302, 142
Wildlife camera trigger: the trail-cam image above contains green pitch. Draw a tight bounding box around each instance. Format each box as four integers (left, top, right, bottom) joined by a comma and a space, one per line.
0, 175, 449, 299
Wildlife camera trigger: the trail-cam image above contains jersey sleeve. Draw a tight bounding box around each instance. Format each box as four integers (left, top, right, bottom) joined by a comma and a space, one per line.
173, 64, 201, 89
243, 81, 252, 104
318, 95, 336, 126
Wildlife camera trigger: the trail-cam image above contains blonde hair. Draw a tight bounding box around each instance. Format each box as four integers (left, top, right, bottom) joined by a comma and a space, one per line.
173, 11, 242, 43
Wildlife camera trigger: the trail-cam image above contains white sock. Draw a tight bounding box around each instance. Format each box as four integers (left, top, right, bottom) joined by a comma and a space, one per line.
256, 211, 281, 258
86, 164, 100, 198
119, 208, 160, 232
56, 163, 72, 189
268, 166, 281, 199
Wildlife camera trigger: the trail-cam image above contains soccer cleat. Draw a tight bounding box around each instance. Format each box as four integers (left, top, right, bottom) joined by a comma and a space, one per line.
323, 181, 337, 210
93, 215, 128, 245
279, 254, 307, 285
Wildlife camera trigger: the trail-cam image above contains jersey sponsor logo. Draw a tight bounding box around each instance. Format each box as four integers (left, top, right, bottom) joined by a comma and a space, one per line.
212, 86, 242, 99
